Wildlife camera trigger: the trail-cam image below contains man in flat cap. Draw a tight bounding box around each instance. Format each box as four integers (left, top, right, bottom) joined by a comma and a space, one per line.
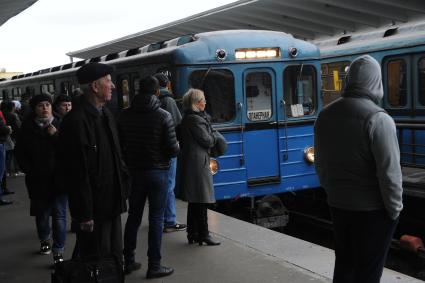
58, 63, 129, 262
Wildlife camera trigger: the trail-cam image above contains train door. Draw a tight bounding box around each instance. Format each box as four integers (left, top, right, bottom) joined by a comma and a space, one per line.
243, 69, 280, 185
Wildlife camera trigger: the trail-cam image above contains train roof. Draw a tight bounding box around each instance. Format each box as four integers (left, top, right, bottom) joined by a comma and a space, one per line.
0, 30, 319, 86
318, 20, 425, 59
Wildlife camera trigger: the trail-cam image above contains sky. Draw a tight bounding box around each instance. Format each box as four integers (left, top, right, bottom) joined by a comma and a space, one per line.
0, 0, 237, 73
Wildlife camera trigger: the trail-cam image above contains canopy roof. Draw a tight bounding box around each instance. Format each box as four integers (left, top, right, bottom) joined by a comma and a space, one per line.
0, 0, 38, 27
67, 0, 425, 60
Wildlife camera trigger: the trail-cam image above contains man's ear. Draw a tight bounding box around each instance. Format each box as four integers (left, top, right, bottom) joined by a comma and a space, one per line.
91, 81, 98, 93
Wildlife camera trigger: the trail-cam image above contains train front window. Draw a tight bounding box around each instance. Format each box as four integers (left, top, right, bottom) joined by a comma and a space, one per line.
321, 61, 350, 106
387, 59, 407, 107
418, 58, 425, 106
245, 72, 272, 121
284, 65, 316, 117
189, 69, 235, 123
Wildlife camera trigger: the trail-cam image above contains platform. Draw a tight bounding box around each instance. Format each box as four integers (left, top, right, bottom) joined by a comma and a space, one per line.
0, 177, 422, 283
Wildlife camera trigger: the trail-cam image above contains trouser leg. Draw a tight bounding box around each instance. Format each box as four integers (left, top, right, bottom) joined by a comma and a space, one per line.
123, 183, 147, 263
51, 194, 67, 254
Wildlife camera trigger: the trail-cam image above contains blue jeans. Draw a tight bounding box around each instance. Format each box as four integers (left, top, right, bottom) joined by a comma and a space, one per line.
0, 144, 5, 199
123, 169, 168, 270
164, 158, 177, 227
35, 194, 68, 253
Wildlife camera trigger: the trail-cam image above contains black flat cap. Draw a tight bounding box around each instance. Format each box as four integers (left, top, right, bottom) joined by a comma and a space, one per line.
30, 94, 52, 110
76, 63, 114, 84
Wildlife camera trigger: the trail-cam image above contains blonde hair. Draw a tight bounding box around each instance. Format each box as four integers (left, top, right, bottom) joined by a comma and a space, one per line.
182, 88, 205, 112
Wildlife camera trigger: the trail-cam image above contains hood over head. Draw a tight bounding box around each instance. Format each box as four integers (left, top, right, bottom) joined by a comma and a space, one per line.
342, 55, 383, 104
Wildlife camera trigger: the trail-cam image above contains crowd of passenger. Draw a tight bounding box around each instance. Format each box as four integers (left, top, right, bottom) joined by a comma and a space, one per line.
0, 57, 404, 283
2, 62, 221, 280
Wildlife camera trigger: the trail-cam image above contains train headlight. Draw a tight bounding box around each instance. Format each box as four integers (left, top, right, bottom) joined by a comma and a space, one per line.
209, 159, 219, 175
304, 147, 315, 164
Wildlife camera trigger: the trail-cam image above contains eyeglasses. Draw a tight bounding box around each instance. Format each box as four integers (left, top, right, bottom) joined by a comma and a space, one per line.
199, 99, 206, 104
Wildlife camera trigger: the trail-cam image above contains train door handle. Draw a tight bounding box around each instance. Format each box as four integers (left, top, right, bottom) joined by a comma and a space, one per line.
269, 121, 277, 125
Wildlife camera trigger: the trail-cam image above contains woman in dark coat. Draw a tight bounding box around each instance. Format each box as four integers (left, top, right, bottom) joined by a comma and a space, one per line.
177, 88, 220, 246
15, 94, 67, 265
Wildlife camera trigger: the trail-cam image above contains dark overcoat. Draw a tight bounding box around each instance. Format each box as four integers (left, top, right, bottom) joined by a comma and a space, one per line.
57, 96, 128, 222
15, 117, 60, 208
176, 110, 216, 203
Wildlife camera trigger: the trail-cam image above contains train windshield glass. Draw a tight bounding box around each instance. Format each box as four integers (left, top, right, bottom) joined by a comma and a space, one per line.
283, 65, 316, 118
189, 69, 236, 123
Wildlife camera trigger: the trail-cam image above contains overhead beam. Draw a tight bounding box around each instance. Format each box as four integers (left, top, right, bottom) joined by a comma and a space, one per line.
312, 0, 408, 22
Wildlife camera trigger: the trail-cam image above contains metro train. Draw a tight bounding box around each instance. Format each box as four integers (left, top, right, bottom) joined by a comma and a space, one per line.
319, 21, 425, 179
0, 30, 322, 218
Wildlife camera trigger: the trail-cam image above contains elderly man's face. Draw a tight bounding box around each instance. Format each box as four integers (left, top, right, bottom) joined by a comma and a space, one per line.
93, 74, 115, 104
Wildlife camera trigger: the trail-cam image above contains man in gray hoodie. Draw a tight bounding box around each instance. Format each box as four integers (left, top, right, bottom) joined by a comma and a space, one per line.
314, 55, 403, 283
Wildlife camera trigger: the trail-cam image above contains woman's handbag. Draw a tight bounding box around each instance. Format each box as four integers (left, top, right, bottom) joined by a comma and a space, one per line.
211, 131, 227, 158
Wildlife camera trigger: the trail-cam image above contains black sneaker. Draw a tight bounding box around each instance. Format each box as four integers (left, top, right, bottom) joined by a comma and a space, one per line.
40, 241, 51, 255
124, 261, 142, 275
146, 266, 174, 279
53, 253, 64, 265
163, 223, 187, 233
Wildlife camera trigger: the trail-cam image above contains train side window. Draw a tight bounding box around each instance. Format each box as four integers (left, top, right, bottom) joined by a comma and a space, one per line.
133, 77, 140, 96
284, 65, 317, 117
60, 81, 71, 95
244, 72, 272, 122
121, 79, 130, 108
386, 59, 407, 107
321, 61, 350, 107
418, 58, 425, 106
189, 69, 236, 123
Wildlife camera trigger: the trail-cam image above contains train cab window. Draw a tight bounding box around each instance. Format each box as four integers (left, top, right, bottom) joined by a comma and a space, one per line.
418, 58, 425, 106
284, 65, 317, 117
189, 69, 235, 123
245, 72, 272, 121
321, 61, 350, 106
386, 59, 407, 107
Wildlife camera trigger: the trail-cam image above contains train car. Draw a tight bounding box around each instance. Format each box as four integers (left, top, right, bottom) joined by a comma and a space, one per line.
0, 30, 322, 222
318, 22, 425, 198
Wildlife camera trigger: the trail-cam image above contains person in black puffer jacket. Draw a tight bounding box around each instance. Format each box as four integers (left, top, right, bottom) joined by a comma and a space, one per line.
118, 75, 179, 279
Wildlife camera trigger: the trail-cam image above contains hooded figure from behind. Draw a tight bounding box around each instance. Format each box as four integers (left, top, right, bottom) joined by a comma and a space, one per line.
314, 55, 403, 283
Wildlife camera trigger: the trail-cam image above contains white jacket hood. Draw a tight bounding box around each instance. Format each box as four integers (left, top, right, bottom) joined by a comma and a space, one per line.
342, 55, 383, 104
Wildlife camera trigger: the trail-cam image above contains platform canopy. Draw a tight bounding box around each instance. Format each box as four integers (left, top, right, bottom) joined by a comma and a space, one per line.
0, 0, 38, 27
67, 0, 425, 60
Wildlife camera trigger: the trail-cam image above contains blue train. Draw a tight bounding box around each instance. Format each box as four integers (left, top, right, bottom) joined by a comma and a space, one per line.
0, 30, 322, 209
319, 22, 425, 198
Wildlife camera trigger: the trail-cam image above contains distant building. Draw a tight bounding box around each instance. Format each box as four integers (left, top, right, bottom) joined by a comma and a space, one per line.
0, 69, 23, 79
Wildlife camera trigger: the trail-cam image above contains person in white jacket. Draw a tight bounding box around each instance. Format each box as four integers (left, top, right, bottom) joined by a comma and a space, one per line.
314, 55, 403, 283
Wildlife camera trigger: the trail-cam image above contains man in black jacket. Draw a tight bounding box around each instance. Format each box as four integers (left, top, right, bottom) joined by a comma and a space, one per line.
58, 63, 128, 261
0, 113, 12, 205
118, 76, 179, 279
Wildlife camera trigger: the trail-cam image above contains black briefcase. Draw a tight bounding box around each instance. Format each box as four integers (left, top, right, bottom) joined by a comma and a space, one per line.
51, 255, 124, 283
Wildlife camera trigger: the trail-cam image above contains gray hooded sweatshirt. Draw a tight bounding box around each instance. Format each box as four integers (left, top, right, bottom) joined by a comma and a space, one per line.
314, 55, 403, 220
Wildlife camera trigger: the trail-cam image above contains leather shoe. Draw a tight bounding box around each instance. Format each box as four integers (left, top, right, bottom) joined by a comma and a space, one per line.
146, 266, 174, 279
199, 236, 220, 246
124, 261, 141, 275
0, 199, 12, 205
3, 189, 14, 195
